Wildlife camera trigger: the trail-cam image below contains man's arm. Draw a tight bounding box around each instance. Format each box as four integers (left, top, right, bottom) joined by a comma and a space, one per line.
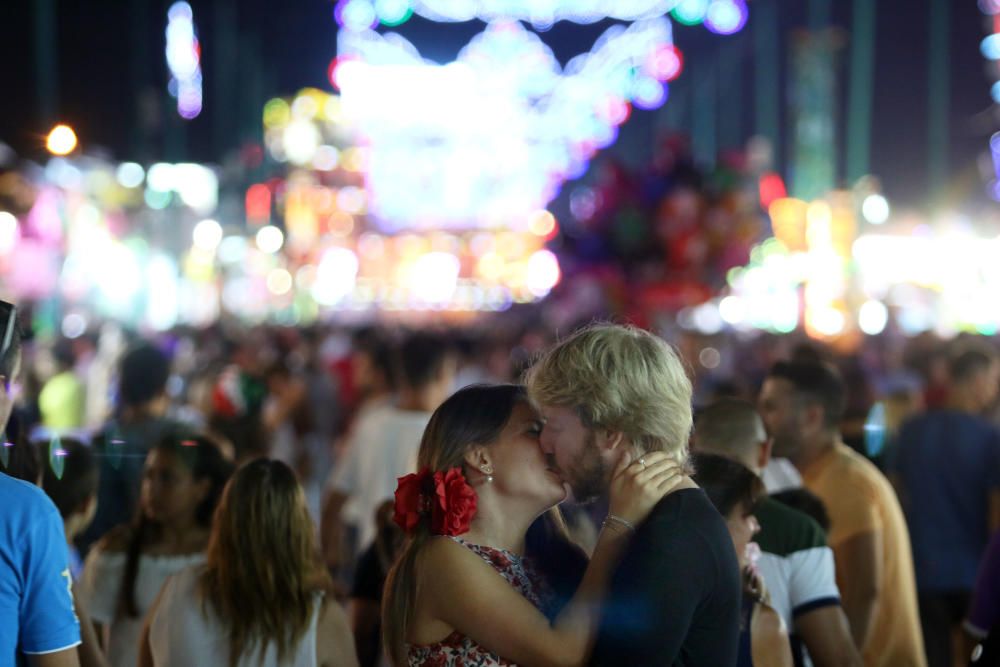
70, 587, 108, 667
834, 531, 883, 650
795, 606, 863, 667
320, 489, 349, 571
20, 502, 82, 666
27, 649, 80, 667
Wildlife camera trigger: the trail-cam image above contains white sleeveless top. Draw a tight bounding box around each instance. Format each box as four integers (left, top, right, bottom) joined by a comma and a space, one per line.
148, 565, 324, 667
77, 548, 205, 667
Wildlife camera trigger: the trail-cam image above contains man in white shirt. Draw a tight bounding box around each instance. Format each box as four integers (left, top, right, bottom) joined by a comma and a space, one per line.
322, 332, 456, 573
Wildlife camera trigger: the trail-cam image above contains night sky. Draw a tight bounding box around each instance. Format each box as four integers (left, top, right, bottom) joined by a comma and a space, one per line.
0, 0, 993, 208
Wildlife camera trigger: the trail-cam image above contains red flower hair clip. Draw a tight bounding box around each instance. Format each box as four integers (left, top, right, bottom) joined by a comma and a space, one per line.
393, 467, 478, 536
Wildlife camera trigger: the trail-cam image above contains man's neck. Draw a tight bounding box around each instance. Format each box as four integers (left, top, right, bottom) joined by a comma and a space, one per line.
946, 387, 981, 415
790, 435, 837, 473
119, 398, 168, 423
396, 387, 437, 413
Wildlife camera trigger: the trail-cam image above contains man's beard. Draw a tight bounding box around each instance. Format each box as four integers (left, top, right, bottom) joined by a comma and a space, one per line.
565, 429, 610, 503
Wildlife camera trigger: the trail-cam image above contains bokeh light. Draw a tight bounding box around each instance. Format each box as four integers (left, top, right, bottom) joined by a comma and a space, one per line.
861, 194, 890, 225
192, 219, 223, 251
705, 0, 747, 36
859, 300, 889, 335
255, 225, 285, 254
0, 212, 19, 254
115, 162, 145, 188
46, 125, 78, 156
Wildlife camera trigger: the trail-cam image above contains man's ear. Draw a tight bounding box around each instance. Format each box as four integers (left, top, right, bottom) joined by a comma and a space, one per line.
803, 403, 825, 432
599, 430, 626, 453
757, 438, 773, 469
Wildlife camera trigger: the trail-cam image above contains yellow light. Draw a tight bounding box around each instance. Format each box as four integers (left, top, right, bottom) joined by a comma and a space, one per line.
528, 210, 557, 237
46, 124, 78, 155
328, 211, 354, 237
263, 99, 291, 128
478, 252, 505, 280
266, 268, 294, 295
806, 201, 833, 249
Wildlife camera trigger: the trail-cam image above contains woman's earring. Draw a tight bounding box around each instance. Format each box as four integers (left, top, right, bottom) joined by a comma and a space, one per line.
481, 466, 494, 483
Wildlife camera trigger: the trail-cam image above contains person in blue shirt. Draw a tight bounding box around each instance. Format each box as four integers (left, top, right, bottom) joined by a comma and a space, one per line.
889, 344, 1000, 667
0, 301, 81, 666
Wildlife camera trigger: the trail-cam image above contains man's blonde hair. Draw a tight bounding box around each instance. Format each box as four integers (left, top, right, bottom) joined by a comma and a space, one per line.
525, 323, 693, 460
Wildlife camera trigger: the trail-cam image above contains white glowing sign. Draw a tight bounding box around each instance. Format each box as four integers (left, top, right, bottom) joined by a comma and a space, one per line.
394, 0, 677, 23
333, 0, 746, 231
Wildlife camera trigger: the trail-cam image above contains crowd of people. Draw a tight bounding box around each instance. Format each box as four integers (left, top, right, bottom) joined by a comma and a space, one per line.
2, 297, 999, 667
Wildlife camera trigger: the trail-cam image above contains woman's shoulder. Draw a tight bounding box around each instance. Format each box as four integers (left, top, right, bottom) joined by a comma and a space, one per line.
414, 537, 508, 589
751, 602, 793, 667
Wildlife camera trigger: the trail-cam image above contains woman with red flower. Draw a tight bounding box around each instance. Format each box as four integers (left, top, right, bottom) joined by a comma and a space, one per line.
382, 384, 682, 667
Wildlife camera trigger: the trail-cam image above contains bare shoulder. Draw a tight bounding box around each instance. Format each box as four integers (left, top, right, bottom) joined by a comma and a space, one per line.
752, 602, 793, 667
416, 535, 481, 573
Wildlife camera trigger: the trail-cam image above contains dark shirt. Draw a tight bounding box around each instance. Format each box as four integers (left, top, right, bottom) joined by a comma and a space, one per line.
351, 542, 386, 602
890, 410, 1000, 591
589, 488, 742, 666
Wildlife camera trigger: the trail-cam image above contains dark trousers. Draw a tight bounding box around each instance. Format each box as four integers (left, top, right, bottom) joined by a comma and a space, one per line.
919, 590, 971, 667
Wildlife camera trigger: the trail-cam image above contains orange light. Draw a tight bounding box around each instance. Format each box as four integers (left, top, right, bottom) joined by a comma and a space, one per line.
246, 184, 271, 223
46, 124, 77, 156
528, 210, 557, 237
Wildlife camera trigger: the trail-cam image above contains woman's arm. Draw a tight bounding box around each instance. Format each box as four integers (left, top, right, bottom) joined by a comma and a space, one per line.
751, 603, 794, 667
419, 453, 682, 667
71, 586, 109, 667
318, 598, 361, 667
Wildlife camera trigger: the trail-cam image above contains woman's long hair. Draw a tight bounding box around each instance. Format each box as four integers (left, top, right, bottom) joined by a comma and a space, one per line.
119, 434, 232, 617
199, 458, 331, 667
382, 384, 584, 666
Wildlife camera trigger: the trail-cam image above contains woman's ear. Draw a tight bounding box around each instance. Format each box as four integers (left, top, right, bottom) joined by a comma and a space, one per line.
462, 445, 492, 472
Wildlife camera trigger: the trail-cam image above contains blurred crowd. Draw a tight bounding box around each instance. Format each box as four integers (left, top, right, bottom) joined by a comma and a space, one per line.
2, 308, 999, 667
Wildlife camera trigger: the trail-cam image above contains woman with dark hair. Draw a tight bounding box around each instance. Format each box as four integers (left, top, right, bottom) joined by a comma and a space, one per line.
382, 384, 681, 666
140, 458, 358, 667
691, 453, 794, 667
78, 435, 232, 667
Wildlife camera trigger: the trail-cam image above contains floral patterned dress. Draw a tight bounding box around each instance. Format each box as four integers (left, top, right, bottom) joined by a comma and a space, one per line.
407, 537, 553, 666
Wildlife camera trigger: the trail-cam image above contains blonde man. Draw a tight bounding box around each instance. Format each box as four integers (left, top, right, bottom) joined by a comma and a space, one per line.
525, 323, 741, 666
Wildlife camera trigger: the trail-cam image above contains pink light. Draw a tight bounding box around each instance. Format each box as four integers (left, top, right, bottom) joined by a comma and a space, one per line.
649, 45, 683, 82
598, 97, 631, 126
328, 56, 357, 90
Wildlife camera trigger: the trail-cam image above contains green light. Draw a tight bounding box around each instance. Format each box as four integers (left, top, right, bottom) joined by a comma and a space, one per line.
381, 7, 412, 26
672, 0, 709, 26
